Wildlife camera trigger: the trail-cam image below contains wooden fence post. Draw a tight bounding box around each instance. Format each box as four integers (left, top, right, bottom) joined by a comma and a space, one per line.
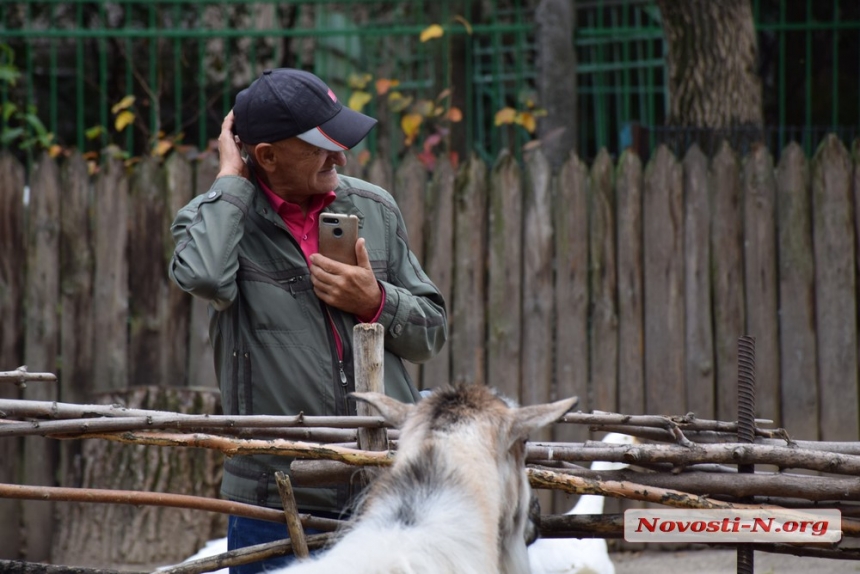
588, 149, 618, 414
451, 154, 487, 386
682, 144, 714, 420
812, 135, 858, 441
488, 151, 524, 402
0, 152, 25, 559
742, 145, 780, 423
23, 152, 61, 562
616, 149, 645, 417
776, 143, 818, 440
353, 323, 387, 453
421, 155, 456, 389
643, 145, 685, 416
710, 141, 745, 422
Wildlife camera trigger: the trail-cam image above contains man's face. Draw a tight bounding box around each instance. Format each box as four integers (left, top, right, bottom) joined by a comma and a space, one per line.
271, 137, 347, 197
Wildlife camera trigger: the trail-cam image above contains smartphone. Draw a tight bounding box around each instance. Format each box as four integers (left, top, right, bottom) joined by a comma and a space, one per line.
318, 213, 359, 265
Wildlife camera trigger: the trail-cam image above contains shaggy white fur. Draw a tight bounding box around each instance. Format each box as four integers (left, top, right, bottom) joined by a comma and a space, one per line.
272, 385, 576, 574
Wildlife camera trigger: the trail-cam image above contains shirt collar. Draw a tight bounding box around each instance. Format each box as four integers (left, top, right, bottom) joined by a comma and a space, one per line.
257, 177, 336, 222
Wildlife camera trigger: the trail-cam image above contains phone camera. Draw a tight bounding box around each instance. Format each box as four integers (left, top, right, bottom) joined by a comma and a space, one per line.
333, 227, 343, 238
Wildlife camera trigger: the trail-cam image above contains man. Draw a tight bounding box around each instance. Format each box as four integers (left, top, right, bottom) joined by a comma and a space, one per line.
169, 68, 448, 573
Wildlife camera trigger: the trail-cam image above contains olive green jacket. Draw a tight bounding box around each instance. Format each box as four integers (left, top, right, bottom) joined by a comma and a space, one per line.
169, 173, 447, 513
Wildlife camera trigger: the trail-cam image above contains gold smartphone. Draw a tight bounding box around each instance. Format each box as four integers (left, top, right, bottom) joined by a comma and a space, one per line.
318, 213, 359, 265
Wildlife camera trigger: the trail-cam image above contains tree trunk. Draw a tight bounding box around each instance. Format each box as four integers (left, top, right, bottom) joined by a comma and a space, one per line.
657, 0, 763, 154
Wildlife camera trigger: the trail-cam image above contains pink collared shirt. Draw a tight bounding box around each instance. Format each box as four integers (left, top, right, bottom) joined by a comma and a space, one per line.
258, 178, 384, 324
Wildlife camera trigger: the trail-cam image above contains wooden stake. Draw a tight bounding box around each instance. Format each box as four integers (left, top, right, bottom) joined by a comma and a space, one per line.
275, 472, 309, 559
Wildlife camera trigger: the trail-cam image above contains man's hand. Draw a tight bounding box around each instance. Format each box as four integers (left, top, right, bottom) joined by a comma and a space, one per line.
310, 238, 382, 318
216, 110, 249, 180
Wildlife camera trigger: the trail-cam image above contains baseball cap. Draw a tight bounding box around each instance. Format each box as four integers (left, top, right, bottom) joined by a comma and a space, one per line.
233, 68, 377, 151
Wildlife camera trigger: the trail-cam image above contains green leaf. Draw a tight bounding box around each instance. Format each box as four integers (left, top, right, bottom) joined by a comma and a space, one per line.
1, 101, 17, 122
23, 113, 48, 137
0, 127, 24, 145
85, 125, 104, 140
0, 65, 20, 85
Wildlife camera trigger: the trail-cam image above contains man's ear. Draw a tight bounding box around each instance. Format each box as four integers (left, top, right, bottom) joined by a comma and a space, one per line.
252, 143, 277, 173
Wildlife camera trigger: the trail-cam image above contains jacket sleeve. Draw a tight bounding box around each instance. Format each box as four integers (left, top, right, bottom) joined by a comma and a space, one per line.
168, 176, 256, 311
376, 202, 448, 364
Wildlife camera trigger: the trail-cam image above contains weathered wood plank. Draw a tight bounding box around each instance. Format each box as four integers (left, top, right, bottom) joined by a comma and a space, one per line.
92, 157, 129, 393
588, 149, 618, 413
811, 135, 858, 441
391, 152, 426, 385
710, 142, 745, 422
487, 151, 523, 401
56, 153, 94, 543
420, 156, 456, 389
521, 149, 554, 428
23, 152, 61, 562
450, 155, 487, 386
0, 152, 25, 559
682, 144, 714, 420
742, 145, 780, 423
187, 154, 219, 389
128, 157, 169, 387
391, 151, 426, 263
554, 151, 589, 441
59, 152, 94, 404
367, 156, 393, 197
616, 149, 645, 416
643, 145, 685, 416
775, 143, 818, 440
164, 153, 194, 386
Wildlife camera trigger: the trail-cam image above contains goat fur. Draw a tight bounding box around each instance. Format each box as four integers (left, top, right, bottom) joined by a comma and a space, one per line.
272, 385, 576, 574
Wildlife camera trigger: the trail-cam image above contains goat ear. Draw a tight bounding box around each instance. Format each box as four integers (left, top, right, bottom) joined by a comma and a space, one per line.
508, 396, 577, 444
350, 392, 414, 428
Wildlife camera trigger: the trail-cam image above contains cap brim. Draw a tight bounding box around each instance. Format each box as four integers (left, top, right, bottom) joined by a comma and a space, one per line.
296, 106, 378, 151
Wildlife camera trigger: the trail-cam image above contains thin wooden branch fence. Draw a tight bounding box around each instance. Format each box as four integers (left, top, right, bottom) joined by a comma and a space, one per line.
3, 383, 860, 570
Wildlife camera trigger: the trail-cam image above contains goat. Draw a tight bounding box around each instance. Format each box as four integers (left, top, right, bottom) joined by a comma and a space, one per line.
273, 385, 576, 574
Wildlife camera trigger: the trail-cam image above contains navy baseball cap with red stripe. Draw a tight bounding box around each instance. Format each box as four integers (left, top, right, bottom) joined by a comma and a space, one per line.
233, 68, 377, 151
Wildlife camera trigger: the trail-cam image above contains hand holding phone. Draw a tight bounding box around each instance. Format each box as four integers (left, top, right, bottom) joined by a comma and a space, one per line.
318, 213, 359, 265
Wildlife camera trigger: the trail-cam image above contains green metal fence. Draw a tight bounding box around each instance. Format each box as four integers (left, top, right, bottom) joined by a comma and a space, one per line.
3, 0, 859, 167
0, 0, 537, 167
575, 0, 860, 159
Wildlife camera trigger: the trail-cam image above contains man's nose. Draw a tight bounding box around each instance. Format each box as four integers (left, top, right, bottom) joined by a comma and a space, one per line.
329, 151, 347, 166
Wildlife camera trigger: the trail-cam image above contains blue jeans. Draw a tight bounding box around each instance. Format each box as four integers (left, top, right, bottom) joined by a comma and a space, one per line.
227, 515, 329, 574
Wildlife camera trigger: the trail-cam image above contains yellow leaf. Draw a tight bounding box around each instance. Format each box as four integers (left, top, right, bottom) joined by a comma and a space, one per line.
375, 78, 399, 96
153, 139, 173, 157
347, 73, 373, 90
453, 15, 473, 34
388, 92, 413, 113
420, 24, 444, 42
348, 91, 373, 113
111, 95, 135, 114
115, 110, 135, 132
401, 113, 423, 146
446, 107, 463, 123
413, 99, 435, 117
516, 111, 537, 133
494, 107, 517, 126
436, 88, 452, 102
48, 144, 63, 158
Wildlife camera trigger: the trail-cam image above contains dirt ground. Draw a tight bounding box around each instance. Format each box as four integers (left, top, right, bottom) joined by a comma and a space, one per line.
612, 549, 860, 573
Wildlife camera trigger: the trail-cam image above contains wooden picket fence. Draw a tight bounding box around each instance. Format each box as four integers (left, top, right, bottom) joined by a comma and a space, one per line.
1, 134, 859, 561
